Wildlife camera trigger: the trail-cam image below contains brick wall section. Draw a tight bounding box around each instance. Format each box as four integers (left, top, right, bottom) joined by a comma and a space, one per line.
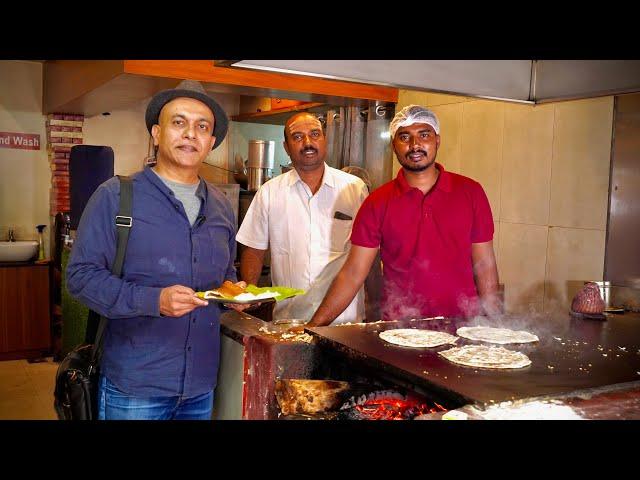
46, 114, 83, 216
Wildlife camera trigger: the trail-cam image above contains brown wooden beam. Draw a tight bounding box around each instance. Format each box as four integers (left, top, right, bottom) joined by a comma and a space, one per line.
123, 60, 398, 103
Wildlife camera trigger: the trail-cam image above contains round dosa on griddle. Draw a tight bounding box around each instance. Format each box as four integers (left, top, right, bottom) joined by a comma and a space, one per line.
456, 326, 539, 344
438, 345, 531, 369
379, 329, 459, 348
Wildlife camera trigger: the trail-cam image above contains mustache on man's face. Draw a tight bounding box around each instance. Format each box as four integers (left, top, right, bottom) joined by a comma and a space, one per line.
300, 146, 318, 155
405, 149, 428, 159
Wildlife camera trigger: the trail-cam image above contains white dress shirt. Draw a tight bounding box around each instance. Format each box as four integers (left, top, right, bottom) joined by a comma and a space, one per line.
236, 164, 368, 324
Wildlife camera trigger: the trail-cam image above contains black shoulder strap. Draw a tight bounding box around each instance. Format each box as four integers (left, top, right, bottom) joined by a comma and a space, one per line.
91, 175, 133, 362
112, 176, 133, 277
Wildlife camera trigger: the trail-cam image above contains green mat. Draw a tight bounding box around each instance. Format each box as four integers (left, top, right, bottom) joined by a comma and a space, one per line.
61, 248, 90, 355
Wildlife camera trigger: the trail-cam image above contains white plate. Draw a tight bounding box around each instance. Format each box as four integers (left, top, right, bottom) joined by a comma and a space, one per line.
198, 291, 278, 304
201, 295, 275, 305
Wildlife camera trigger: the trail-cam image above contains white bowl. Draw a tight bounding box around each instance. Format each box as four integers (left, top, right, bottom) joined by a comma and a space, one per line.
0, 241, 39, 262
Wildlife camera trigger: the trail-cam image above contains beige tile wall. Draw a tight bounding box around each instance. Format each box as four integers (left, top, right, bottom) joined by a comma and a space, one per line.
549, 97, 614, 230
545, 226, 606, 312
396, 91, 614, 314
399, 91, 468, 109
501, 103, 555, 225
459, 100, 505, 221
498, 222, 549, 314
0, 61, 50, 250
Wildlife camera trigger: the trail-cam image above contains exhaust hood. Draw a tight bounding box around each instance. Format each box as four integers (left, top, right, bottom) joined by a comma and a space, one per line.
224, 60, 640, 104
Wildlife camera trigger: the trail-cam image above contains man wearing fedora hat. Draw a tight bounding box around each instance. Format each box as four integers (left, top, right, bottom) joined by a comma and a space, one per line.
67, 80, 242, 420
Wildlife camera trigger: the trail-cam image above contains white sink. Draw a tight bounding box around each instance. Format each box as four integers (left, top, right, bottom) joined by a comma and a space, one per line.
0, 241, 39, 262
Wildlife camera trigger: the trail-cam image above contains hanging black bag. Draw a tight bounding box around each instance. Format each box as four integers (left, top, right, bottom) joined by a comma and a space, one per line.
54, 176, 133, 420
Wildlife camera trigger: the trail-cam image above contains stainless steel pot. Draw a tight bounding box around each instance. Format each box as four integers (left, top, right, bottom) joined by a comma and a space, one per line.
247, 140, 275, 191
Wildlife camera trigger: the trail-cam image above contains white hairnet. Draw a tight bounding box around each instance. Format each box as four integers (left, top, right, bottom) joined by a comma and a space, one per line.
389, 104, 440, 139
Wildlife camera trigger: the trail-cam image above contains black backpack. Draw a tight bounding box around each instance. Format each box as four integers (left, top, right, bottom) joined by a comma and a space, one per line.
54, 176, 132, 420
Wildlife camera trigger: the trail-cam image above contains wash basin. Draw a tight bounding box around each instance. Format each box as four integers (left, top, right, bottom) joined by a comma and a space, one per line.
0, 241, 39, 262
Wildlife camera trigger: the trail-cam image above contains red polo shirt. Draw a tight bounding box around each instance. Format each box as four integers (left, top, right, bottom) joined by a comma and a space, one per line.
351, 163, 494, 319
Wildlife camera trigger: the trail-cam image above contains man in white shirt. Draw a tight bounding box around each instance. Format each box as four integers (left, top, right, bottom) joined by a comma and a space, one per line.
236, 112, 368, 324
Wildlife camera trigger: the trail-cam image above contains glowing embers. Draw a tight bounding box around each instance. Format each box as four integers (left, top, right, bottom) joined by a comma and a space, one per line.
339, 389, 446, 420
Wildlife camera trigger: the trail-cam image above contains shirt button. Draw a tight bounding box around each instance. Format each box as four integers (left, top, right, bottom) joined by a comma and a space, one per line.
192, 319, 196, 324
187, 346, 192, 352
193, 256, 197, 263
174, 205, 180, 210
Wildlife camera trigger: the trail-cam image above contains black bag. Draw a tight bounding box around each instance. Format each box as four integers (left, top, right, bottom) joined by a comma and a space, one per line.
53, 344, 99, 420
54, 176, 133, 420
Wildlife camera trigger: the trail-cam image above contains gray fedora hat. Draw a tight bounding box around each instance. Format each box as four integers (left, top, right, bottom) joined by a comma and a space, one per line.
145, 79, 228, 150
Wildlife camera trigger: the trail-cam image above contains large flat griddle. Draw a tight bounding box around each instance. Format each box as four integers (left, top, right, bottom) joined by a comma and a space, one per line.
306, 313, 640, 407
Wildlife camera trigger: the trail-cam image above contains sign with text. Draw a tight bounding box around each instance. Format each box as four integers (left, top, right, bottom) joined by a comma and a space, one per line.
0, 132, 41, 150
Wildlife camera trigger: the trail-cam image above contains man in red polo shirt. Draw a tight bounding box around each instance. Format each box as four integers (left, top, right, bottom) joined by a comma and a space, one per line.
307, 105, 500, 325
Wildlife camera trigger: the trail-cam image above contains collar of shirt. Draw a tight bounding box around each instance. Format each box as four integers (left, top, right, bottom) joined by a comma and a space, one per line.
143, 166, 208, 208
394, 162, 453, 196
286, 163, 336, 190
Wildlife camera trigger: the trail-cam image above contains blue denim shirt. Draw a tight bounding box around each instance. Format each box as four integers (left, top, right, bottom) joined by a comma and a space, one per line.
66, 167, 237, 397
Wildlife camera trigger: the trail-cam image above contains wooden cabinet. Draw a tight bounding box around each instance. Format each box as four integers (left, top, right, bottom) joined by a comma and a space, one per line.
0, 263, 51, 360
